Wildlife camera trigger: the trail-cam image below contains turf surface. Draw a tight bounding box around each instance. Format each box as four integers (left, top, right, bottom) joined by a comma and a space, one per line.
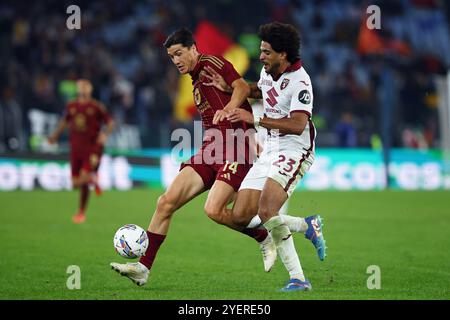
0, 189, 449, 300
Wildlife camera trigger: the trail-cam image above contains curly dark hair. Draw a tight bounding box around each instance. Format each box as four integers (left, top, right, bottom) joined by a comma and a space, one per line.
258, 22, 301, 63
163, 27, 196, 48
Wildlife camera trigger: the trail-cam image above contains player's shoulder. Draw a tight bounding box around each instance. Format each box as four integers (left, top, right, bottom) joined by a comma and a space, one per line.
66, 100, 78, 109
199, 54, 227, 70
288, 66, 312, 89
91, 99, 107, 111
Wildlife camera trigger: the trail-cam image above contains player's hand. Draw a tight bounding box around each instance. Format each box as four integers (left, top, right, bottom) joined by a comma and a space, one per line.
47, 134, 58, 145
226, 108, 254, 124
96, 132, 108, 145
203, 66, 232, 93
213, 110, 230, 125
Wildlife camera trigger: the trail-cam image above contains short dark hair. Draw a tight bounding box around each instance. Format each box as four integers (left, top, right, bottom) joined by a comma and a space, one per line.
258, 22, 301, 63
163, 27, 196, 48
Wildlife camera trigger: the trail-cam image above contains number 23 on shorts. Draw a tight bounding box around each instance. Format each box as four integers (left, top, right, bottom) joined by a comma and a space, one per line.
272, 155, 296, 173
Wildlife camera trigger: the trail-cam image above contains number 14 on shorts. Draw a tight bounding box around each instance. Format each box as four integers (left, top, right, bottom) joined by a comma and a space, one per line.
223, 161, 239, 175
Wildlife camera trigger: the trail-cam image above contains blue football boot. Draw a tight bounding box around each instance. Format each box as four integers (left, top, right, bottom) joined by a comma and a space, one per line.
304, 215, 327, 261
280, 278, 312, 292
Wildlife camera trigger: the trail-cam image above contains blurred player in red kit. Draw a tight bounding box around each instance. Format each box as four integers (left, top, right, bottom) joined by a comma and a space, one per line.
48, 79, 114, 224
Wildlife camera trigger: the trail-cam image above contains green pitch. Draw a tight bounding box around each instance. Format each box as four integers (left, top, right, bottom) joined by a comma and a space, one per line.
0, 189, 449, 300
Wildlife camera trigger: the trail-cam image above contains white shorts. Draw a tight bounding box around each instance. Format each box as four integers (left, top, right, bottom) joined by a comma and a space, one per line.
239, 149, 314, 197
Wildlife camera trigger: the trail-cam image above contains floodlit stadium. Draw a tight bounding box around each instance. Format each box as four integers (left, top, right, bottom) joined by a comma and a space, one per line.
0, 0, 449, 302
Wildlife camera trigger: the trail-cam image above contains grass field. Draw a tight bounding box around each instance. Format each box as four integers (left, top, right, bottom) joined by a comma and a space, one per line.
0, 189, 449, 300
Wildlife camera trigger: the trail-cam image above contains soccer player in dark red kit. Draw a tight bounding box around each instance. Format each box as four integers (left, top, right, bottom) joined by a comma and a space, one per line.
110, 28, 277, 286
48, 79, 114, 224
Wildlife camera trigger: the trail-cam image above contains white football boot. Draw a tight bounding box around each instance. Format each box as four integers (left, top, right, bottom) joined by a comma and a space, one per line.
259, 232, 277, 272
110, 262, 149, 286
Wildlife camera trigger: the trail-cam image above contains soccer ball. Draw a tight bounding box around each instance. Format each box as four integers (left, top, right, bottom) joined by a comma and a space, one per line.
113, 224, 149, 259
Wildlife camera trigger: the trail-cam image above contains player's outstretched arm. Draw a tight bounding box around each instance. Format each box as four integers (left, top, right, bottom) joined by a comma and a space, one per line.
213, 78, 250, 124
248, 82, 262, 99
204, 66, 262, 99
258, 112, 309, 135
97, 119, 115, 145
48, 119, 67, 144
228, 110, 309, 136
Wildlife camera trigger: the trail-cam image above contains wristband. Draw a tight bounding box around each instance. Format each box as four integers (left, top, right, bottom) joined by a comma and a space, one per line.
254, 115, 263, 128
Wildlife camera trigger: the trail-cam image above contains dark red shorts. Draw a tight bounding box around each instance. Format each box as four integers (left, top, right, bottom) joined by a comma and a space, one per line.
70, 144, 103, 177
180, 151, 252, 192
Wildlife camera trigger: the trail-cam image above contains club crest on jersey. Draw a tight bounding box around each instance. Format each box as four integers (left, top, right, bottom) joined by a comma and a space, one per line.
194, 87, 202, 106
298, 90, 311, 104
280, 79, 290, 90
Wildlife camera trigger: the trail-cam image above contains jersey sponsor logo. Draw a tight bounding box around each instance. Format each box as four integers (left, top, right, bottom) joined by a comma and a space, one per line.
266, 87, 279, 107
259, 78, 273, 87
298, 90, 311, 104
280, 78, 290, 90
265, 108, 281, 114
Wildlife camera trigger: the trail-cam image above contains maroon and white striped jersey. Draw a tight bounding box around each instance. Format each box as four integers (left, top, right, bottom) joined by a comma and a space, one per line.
257, 59, 316, 157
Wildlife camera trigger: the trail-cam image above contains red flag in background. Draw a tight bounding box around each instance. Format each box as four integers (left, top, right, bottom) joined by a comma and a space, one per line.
357, 18, 411, 57
174, 20, 250, 122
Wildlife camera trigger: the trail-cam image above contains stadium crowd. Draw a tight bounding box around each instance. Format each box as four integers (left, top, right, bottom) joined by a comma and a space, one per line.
0, 0, 449, 152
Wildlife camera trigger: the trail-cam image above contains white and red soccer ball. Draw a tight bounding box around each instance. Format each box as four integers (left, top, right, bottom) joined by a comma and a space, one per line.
113, 224, 149, 259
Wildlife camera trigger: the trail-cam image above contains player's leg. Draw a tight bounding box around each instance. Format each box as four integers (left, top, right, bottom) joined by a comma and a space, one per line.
88, 145, 103, 196
71, 168, 90, 224
72, 148, 98, 223
243, 159, 326, 261
259, 178, 311, 291
69, 153, 89, 223
204, 181, 268, 240
111, 166, 206, 285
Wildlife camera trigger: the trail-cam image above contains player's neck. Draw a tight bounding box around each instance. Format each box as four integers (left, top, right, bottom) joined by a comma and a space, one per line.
78, 96, 91, 103
274, 61, 290, 78
190, 52, 201, 73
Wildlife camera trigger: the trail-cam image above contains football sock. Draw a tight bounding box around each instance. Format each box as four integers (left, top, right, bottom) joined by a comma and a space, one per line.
247, 215, 307, 233
279, 200, 289, 215
139, 231, 166, 270
246, 215, 262, 229
241, 228, 268, 243
280, 215, 307, 233
264, 215, 305, 281
79, 185, 90, 213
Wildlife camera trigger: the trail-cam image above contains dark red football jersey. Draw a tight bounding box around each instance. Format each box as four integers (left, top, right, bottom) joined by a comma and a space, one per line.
63, 99, 112, 150
190, 54, 255, 163
190, 54, 253, 131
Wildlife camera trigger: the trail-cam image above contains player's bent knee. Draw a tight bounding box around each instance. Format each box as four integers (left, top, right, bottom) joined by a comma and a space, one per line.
231, 210, 252, 227
156, 194, 177, 217
257, 207, 273, 223
203, 203, 222, 223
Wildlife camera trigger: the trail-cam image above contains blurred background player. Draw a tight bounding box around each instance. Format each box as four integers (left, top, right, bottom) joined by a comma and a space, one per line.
48, 79, 114, 223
